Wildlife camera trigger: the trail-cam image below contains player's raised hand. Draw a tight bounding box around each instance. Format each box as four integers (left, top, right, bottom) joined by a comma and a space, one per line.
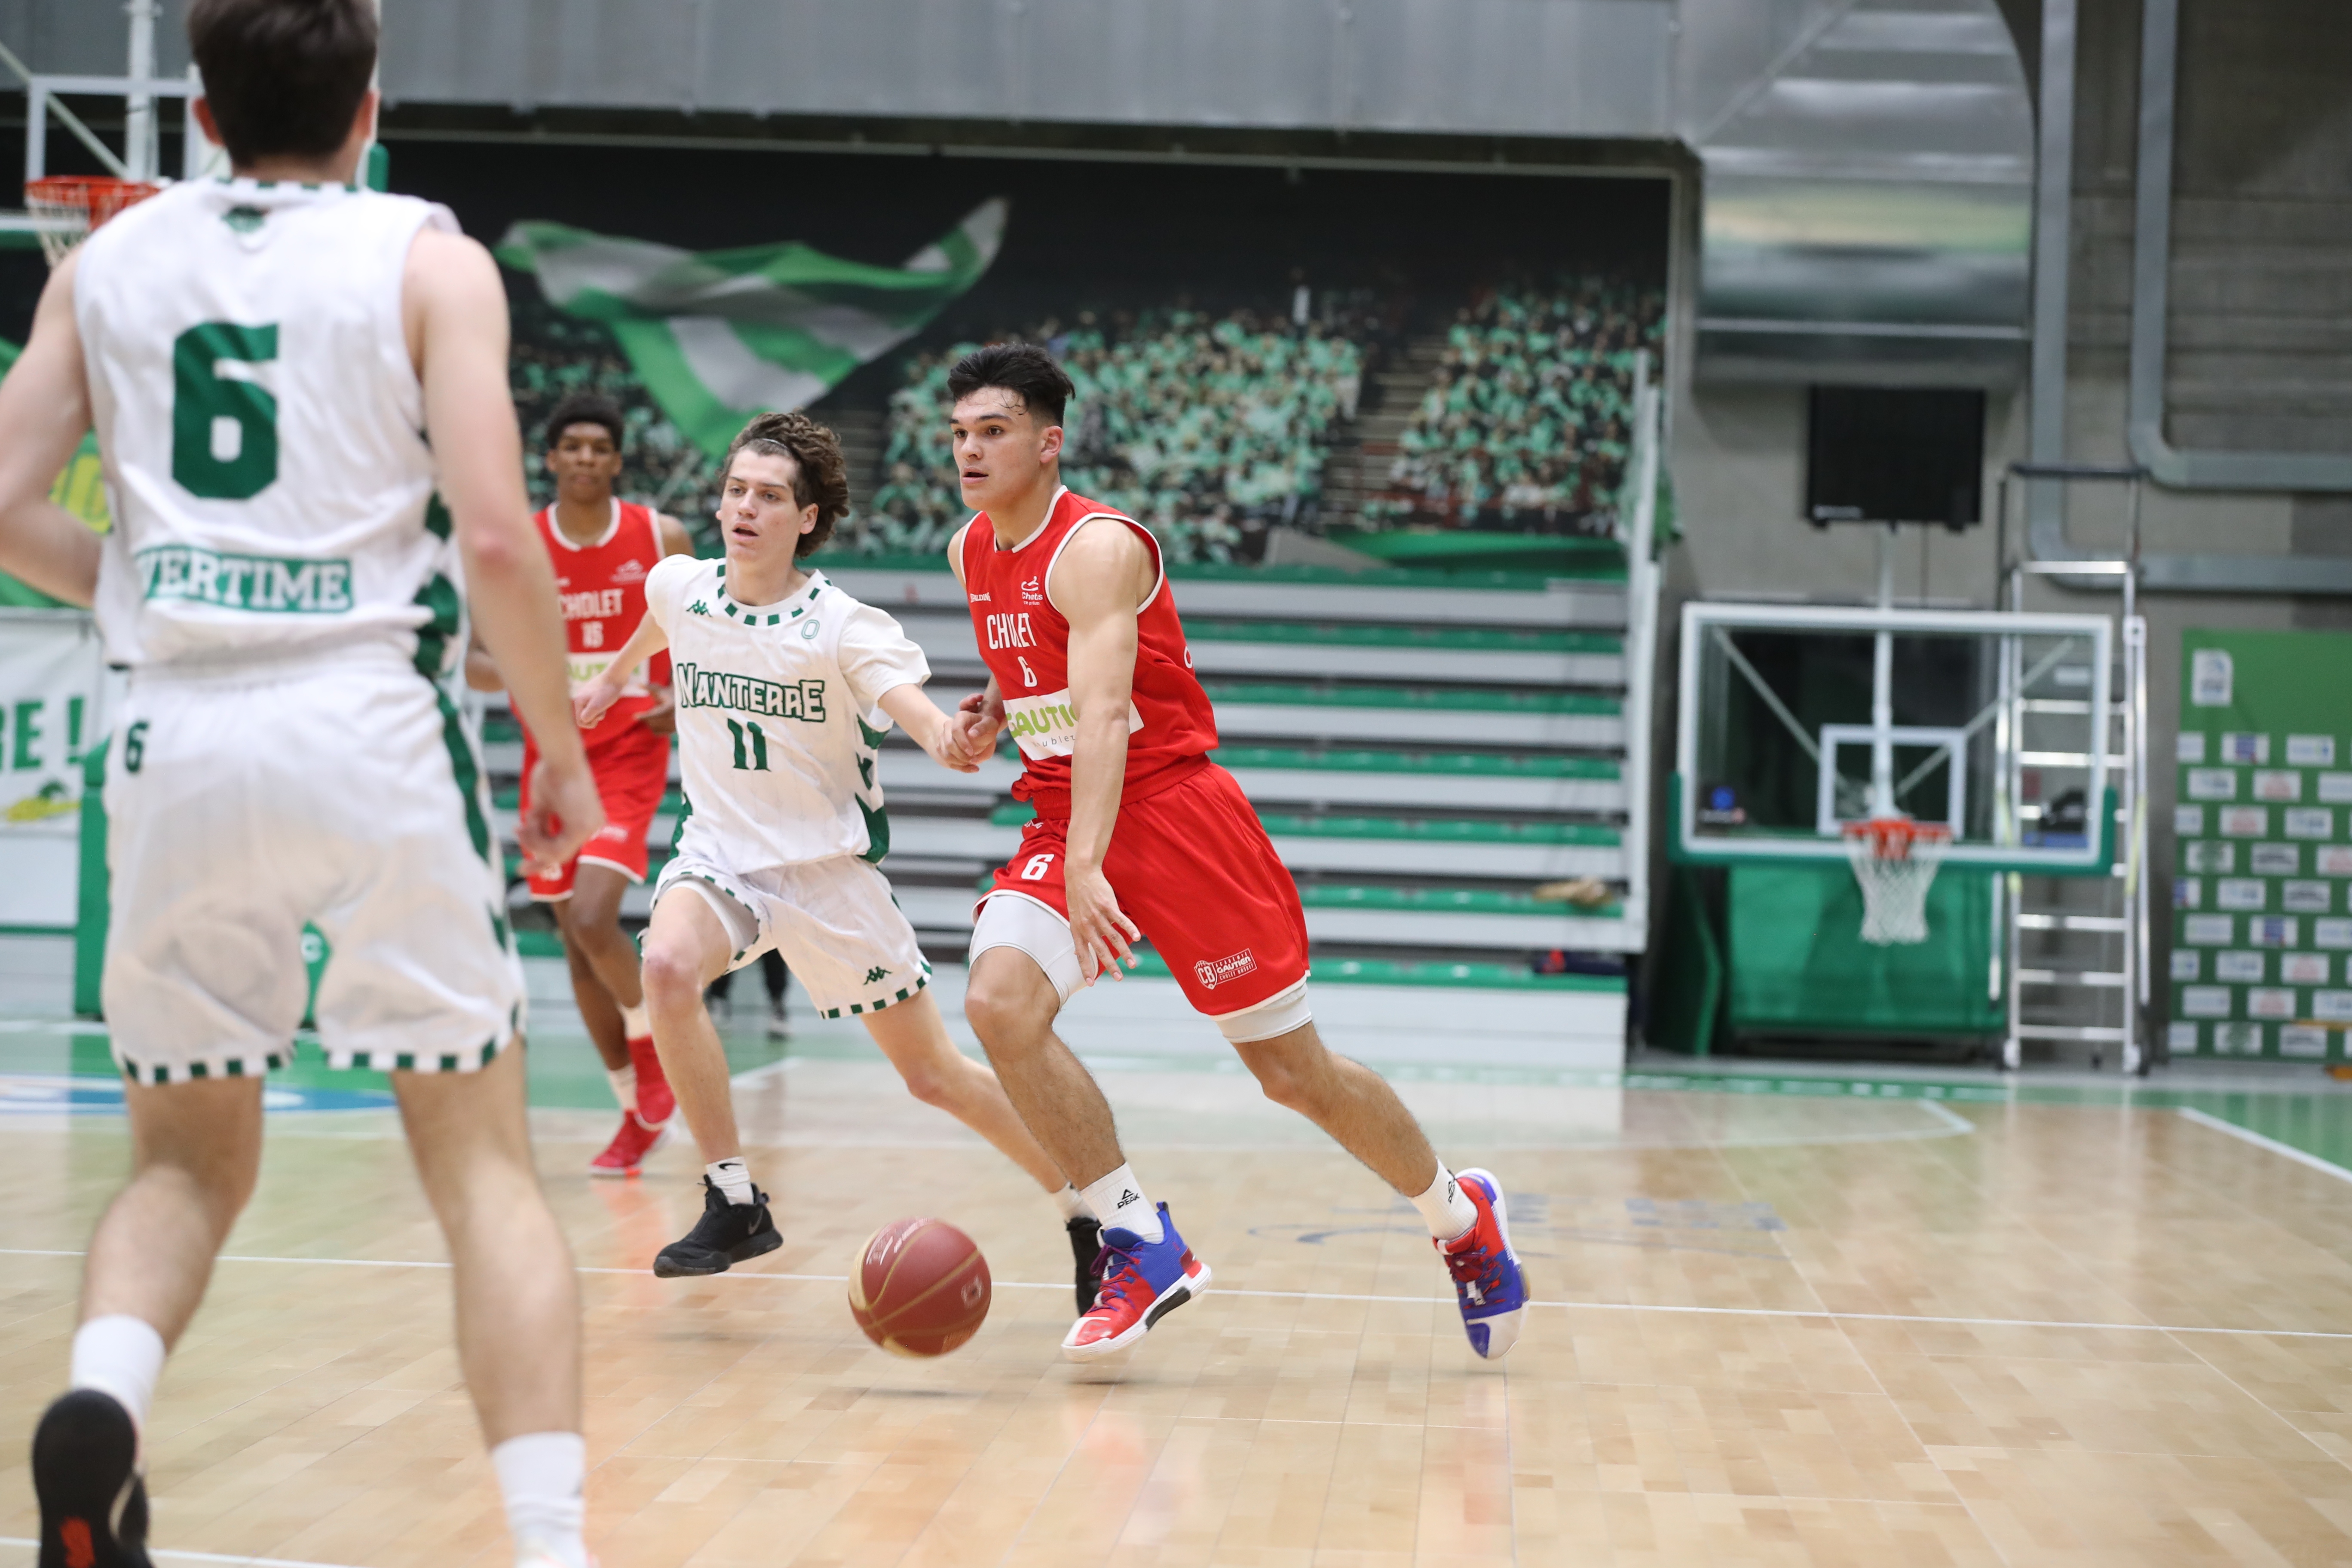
519, 752, 603, 877
1065, 862, 1142, 984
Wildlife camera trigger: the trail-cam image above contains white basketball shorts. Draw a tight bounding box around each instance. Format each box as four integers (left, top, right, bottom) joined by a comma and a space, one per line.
103, 648, 524, 1083
652, 847, 931, 1020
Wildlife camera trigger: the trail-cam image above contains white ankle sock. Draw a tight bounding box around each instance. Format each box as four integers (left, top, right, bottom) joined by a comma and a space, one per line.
1050, 1183, 1087, 1221
70, 1315, 165, 1433
605, 1065, 637, 1115
619, 1001, 650, 1039
1410, 1164, 1478, 1243
1080, 1164, 1163, 1242
707, 1157, 754, 1205
490, 1430, 588, 1568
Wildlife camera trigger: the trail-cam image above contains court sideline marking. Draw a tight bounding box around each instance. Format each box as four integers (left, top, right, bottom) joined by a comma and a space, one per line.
2176, 1105, 2352, 1186
5, 1244, 2350, 1340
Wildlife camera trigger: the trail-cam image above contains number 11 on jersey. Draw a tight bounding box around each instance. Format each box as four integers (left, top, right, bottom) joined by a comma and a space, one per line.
726, 718, 769, 771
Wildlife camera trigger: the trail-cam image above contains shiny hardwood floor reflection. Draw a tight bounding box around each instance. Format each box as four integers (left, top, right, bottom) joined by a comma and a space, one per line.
8, 1058, 2352, 1565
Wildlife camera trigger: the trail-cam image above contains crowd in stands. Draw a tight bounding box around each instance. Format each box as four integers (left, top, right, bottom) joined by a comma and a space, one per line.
507, 295, 723, 541
1372, 275, 1665, 533
502, 274, 1663, 561
862, 306, 1370, 565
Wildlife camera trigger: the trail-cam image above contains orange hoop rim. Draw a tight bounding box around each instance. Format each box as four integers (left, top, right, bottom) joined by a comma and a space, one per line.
25, 174, 164, 208
24, 175, 163, 257
1840, 817, 1953, 859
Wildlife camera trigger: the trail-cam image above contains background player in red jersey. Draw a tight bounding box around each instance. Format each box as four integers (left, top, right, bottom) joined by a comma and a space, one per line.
940, 344, 1529, 1363
470, 392, 692, 1176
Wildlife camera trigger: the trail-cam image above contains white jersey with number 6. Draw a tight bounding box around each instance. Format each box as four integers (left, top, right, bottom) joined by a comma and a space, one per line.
75, 177, 460, 671
644, 558, 931, 870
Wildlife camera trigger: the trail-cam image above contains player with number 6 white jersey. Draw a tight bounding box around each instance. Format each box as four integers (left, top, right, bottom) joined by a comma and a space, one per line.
0, 4, 607, 1564
575, 413, 1093, 1288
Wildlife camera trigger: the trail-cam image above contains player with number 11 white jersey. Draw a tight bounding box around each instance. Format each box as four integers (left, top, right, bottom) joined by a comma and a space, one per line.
575, 412, 1095, 1289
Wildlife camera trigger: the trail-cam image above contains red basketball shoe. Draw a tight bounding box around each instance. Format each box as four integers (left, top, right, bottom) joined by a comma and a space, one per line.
589, 1112, 668, 1178
1062, 1203, 1211, 1361
628, 1035, 674, 1126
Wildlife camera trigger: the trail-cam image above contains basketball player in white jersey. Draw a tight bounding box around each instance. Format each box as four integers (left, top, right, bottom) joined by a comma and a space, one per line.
0, 3, 601, 1565
574, 413, 1099, 1290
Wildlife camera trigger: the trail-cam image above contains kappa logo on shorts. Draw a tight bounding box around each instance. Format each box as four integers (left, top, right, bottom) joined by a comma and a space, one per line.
863, 965, 891, 985
1194, 949, 1259, 989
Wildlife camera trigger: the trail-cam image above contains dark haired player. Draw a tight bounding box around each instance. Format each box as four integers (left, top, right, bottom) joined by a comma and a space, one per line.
941, 343, 1528, 1362
0, 0, 603, 1563
469, 391, 693, 1177
575, 413, 1097, 1285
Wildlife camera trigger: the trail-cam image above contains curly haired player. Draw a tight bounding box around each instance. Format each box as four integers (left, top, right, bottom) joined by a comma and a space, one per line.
576, 413, 1098, 1294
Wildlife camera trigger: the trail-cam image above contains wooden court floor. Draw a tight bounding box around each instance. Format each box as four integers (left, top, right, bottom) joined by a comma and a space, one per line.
9, 1053, 2352, 1566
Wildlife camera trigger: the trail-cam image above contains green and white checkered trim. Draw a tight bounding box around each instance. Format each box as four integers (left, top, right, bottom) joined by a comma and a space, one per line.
322, 1026, 515, 1075
819, 957, 935, 1019
116, 1049, 290, 1086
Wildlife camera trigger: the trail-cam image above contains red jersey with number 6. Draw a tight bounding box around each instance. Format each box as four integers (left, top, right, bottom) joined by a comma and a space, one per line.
957, 487, 1218, 816
534, 499, 671, 751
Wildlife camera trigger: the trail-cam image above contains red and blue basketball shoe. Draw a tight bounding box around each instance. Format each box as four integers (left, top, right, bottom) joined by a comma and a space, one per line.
1062, 1203, 1212, 1360
1439, 1168, 1527, 1359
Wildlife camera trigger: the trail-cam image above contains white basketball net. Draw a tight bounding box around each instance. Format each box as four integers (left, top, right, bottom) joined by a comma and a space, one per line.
1843, 819, 1951, 946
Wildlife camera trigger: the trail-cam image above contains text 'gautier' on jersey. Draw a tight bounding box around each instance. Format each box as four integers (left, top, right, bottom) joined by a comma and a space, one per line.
75, 178, 462, 673
643, 558, 932, 870
956, 488, 1219, 816
535, 498, 672, 747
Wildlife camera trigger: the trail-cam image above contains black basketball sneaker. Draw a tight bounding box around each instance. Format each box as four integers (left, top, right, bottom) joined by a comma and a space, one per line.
1066, 1215, 1103, 1314
33, 1388, 151, 1568
653, 1176, 783, 1277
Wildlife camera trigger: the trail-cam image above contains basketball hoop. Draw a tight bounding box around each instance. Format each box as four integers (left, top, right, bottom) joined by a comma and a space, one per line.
25, 176, 162, 268
1842, 818, 1951, 946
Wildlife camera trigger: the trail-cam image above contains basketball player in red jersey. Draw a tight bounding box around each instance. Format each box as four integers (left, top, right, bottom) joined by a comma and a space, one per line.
941, 344, 1528, 1362
471, 392, 692, 1175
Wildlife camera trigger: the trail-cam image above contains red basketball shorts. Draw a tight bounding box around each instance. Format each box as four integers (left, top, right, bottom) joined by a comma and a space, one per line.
977, 762, 1308, 1018
521, 719, 671, 899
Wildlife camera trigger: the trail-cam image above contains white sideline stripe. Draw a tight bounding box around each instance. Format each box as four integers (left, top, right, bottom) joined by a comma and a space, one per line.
2176, 1106, 2352, 1186
5, 1246, 2351, 1340
0, 1539, 357, 1568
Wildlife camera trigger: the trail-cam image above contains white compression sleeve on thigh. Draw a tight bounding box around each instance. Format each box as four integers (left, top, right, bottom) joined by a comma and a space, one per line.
1213, 979, 1313, 1043
969, 894, 1083, 1004
491, 1430, 588, 1568
71, 1315, 165, 1431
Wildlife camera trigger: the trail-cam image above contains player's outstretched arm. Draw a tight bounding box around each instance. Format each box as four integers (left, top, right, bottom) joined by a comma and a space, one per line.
947, 681, 1004, 768
0, 257, 102, 606
407, 227, 600, 874
1055, 521, 1156, 982
575, 615, 669, 729
879, 683, 981, 774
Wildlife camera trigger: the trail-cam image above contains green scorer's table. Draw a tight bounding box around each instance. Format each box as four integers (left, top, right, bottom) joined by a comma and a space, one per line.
2173, 629, 2352, 1060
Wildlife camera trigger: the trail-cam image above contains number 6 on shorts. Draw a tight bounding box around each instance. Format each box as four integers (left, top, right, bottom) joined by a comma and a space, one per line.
1021, 853, 1056, 882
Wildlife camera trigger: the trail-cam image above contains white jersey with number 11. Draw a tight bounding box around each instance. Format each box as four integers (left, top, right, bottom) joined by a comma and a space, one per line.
644, 557, 931, 871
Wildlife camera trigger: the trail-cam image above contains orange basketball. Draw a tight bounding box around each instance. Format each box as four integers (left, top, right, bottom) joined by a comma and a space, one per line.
848, 1218, 991, 1357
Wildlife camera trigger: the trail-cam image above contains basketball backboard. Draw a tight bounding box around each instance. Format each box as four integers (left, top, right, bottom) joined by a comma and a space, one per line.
1673, 603, 2116, 873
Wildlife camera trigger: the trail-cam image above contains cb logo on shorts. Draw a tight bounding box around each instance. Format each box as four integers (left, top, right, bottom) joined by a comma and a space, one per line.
1194, 950, 1258, 989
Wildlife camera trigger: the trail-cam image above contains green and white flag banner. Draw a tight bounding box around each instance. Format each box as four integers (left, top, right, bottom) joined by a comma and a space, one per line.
497, 198, 1008, 457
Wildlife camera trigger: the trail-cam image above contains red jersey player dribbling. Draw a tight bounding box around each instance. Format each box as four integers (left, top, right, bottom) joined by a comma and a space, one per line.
962, 498, 1312, 1019
943, 343, 1529, 1364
